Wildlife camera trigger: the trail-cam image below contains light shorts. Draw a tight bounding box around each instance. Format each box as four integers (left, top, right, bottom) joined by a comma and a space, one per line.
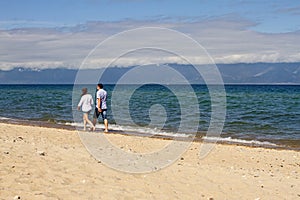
83, 110, 91, 114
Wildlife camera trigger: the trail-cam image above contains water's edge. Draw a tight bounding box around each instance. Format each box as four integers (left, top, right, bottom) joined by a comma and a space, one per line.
1, 118, 299, 151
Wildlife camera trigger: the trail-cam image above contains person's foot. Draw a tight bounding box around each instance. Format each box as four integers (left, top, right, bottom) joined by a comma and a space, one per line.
88, 127, 96, 131
104, 129, 108, 133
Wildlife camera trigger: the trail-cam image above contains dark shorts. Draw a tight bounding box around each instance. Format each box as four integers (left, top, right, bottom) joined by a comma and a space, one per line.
93, 108, 107, 120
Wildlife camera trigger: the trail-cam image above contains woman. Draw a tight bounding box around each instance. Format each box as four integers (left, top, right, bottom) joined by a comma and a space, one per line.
77, 88, 95, 131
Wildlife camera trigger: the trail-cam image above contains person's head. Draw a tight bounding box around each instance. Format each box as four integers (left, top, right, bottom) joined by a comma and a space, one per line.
81, 88, 88, 96
97, 83, 103, 90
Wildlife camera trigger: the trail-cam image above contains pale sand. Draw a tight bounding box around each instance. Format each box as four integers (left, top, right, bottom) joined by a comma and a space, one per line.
0, 123, 299, 200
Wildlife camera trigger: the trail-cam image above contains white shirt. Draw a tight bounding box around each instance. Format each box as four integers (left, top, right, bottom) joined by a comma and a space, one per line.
96, 89, 107, 109
78, 94, 93, 112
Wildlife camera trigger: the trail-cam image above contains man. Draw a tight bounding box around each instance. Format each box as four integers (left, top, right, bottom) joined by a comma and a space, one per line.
93, 83, 108, 132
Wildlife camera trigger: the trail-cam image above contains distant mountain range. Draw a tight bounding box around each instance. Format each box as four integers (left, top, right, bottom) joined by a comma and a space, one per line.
0, 63, 299, 84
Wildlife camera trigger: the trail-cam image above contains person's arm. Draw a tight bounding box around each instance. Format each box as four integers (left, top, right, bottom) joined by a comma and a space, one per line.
77, 96, 83, 110
97, 98, 102, 112
97, 91, 102, 112
90, 95, 94, 106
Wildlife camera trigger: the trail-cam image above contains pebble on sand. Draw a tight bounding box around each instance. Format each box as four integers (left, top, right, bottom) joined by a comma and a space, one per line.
37, 151, 46, 156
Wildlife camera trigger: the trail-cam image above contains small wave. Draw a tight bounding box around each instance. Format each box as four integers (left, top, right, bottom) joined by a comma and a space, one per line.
62, 122, 80, 126
228, 121, 249, 125
63, 122, 190, 138
63, 122, 281, 147
0, 116, 12, 120
202, 136, 277, 146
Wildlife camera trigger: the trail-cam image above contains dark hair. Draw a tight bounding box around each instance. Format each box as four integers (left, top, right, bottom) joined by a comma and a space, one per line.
97, 83, 103, 89
81, 88, 88, 96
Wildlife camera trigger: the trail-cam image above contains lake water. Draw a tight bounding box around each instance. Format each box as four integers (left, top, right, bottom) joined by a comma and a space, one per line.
0, 84, 299, 149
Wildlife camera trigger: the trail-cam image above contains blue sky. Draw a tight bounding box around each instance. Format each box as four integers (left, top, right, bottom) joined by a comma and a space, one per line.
0, 0, 300, 33
0, 0, 300, 70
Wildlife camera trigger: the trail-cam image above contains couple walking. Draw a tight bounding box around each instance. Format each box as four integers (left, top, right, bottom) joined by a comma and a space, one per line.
77, 83, 108, 132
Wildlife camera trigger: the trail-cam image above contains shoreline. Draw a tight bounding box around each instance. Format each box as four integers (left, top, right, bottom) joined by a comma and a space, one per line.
0, 122, 299, 199
0, 118, 299, 151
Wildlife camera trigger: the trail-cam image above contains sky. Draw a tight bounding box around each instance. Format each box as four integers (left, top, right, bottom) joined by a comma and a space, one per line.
0, 0, 300, 70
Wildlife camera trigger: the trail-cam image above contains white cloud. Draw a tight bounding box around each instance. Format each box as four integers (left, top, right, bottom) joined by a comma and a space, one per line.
0, 17, 300, 70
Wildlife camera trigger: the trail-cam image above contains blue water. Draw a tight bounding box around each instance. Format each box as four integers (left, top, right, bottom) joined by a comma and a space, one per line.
0, 84, 299, 147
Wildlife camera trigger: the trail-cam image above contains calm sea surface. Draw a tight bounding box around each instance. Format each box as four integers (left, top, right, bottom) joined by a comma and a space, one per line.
0, 84, 299, 148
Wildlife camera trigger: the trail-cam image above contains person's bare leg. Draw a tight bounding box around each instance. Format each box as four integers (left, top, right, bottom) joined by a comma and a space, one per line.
104, 119, 108, 132
85, 114, 95, 131
93, 117, 97, 127
83, 114, 87, 131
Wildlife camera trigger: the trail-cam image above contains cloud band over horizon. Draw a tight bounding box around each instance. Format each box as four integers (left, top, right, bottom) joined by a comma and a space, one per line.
1, 17, 300, 71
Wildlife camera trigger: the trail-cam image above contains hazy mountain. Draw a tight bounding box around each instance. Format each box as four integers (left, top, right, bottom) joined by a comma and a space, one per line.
0, 63, 299, 84
0, 68, 78, 84
216, 63, 300, 84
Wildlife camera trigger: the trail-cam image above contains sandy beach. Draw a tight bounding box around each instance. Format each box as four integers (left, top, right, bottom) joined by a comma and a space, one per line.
0, 122, 299, 200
